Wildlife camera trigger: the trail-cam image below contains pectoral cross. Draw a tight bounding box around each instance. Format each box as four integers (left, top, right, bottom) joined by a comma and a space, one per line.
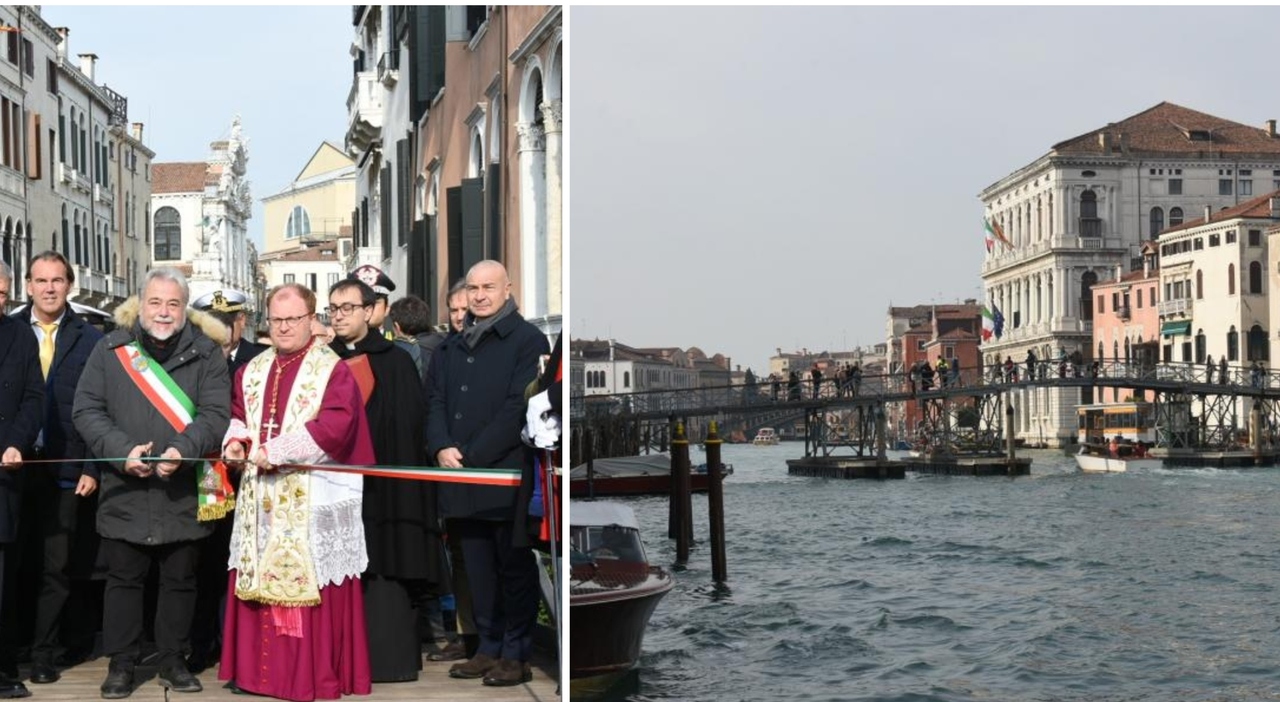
264, 416, 280, 437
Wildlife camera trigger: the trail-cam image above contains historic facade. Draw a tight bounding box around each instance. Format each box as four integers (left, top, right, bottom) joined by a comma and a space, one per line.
345, 6, 562, 335
0, 8, 152, 312
980, 102, 1280, 446
259, 142, 354, 308
150, 116, 254, 306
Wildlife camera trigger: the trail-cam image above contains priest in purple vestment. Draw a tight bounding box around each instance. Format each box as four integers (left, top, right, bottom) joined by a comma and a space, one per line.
218, 283, 375, 701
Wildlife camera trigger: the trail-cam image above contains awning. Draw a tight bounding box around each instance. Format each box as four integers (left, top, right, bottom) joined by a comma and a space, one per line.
1161, 320, 1191, 337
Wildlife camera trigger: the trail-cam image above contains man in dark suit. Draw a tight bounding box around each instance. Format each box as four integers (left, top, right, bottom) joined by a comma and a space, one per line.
10, 251, 104, 685
426, 260, 548, 687
187, 288, 264, 672
0, 260, 45, 698
191, 289, 266, 373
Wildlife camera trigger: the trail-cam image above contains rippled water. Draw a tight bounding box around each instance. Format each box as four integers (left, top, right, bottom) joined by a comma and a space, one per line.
593, 445, 1280, 702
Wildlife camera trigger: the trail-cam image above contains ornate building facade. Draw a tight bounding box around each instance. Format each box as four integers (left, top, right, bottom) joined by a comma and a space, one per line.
979, 102, 1280, 446
150, 116, 254, 306
345, 5, 562, 336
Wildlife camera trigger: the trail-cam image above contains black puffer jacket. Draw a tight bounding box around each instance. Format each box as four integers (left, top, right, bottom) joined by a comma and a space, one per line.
73, 299, 230, 545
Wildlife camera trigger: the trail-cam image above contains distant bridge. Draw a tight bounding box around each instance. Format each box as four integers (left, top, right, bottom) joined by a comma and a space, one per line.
571, 360, 1280, 460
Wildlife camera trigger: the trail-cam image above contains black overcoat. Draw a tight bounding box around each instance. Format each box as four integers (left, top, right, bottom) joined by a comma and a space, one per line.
0, 315, 44, 544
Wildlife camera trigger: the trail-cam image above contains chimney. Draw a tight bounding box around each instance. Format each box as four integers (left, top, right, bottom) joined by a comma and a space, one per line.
131, 122, 144, 141
1143, 254, 1150, 279
1267, 120, 1277, 138
54, 27, 68, 61
78, 53, 97, 82
1204, 205, 1212, 223
1116, 264, 1123, 281
1098, 132, 1112, 151
1119, 132, 1130, 153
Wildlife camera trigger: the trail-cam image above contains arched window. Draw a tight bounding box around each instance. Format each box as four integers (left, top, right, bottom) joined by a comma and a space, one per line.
1080, 271, 1098, 318
154, 206, 182, 261
60, 204, 69, 257
1195, 330, 1206, 364
1250, 261, 1263, 294
1228, 264, 1236, 295
1080, 190, 1097, 218
285, 205, 311, 239
1098, 342, 1104, 361
1196, 269, 1203, 299
1113, 340, 1120, 363
1150, 206, 1164, 235
1249, 324, 1269, 362
623, 371, 630, 388
1124, 337, 1131, 363
1228, 326, 1239, 361
1169, 207, 1184, 227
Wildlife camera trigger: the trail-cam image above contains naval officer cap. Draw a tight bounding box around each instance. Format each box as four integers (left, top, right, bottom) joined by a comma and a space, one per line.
192, 288, 248, 314
350, 265, 396, 298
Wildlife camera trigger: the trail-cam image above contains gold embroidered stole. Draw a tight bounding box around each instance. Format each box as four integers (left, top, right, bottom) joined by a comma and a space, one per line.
233, 343, 339, 607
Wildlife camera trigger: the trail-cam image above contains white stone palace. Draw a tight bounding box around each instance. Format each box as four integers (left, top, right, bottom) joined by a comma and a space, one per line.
979, 102, 1280, 446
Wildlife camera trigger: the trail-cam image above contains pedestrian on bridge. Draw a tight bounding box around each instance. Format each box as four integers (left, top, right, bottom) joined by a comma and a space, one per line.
1025, 349, 1037, 383
810, 367, 822, 399
1251, 361, 1264, 389
1206, 355, 1215, 384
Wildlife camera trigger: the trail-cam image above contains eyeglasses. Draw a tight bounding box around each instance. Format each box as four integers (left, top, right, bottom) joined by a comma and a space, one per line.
266, 314, 312, 329
326, 302, 370, 317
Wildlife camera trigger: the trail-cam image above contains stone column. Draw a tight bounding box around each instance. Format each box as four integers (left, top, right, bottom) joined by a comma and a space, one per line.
540, 99, 563, 321
516, 120, 547, 320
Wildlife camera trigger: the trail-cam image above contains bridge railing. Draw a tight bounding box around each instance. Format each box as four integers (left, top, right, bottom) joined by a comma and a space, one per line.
569, 359, 1277, 420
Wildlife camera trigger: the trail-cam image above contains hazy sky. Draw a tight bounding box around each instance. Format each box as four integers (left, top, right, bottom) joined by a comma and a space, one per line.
571, 6, 1280, 373
42, 5, 353, 250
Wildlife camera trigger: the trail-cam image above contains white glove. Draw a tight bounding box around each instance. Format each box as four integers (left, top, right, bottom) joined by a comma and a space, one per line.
522, 391, 561, 449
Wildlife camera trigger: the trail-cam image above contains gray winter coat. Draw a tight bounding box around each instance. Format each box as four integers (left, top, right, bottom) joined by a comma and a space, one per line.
72, 300, 230, 545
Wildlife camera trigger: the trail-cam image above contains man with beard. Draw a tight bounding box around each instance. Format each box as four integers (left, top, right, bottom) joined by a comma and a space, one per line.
327, 278, 446, 683
427, 260, 548, 686
73, 268, 230, 699
11, 251, 103, 686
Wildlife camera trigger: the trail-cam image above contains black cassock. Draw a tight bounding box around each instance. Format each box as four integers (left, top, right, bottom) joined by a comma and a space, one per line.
332, 332, 448, 683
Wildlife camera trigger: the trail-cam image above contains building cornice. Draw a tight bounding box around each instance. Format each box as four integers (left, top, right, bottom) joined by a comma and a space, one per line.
55, 57, 112, 109
20, 8, 62, 45
509, 6, 561, 64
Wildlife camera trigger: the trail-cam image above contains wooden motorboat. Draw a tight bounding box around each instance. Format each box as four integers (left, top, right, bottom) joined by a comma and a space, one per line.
1075, 446, 1162, 473
570, 502, 673, 694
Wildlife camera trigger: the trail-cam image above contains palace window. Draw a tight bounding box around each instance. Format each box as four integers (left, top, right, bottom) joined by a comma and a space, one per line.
153, 207, 181, 261
1250, 261, 1263, 294
1219, 179, 1233, 195
1169, 178, 1182, 195
1150, 207, 1163, 235
1227, 326, 1239, 362
1170, 207, 1184, 227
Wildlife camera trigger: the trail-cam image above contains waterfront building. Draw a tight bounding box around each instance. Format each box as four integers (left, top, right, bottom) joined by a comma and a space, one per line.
346, 6, 561, 335
891, 304, 983, 438
150, 116, 255, 306
980, 102, 1280, 446
1089, 243, 1160, 404
573, 338, 701, 399
258, 142, 354, 314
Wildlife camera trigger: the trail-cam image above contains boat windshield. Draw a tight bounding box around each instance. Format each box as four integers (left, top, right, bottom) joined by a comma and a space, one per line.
570, 524, 647, 564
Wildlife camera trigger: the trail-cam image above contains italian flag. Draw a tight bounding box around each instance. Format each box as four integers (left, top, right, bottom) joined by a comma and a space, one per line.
985, 217, 1012, 250
981, 305, 997, 341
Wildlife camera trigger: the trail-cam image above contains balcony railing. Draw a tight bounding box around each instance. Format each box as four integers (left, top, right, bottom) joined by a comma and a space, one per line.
1158, 298, 1191, 317
1118, 305, 1131, 320
0, 167, 21, 200
377, 50, 399, 86
1079, 218, 1102, 238
94, 183, 114, 205
345, 71, 383, 152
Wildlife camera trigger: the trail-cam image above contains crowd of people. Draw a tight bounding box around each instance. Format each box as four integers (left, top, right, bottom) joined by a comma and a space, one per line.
0, 252, 560, 700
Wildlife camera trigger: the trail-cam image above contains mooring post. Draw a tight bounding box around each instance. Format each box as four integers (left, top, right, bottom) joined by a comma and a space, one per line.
875, 404, 887, 462
671, 422, 692, 563
1251, 402, 1263, 464
585, 427, 596, 500
644, 427, 651, 455
705, 420, 728, 582
1005, 395, 1016, 470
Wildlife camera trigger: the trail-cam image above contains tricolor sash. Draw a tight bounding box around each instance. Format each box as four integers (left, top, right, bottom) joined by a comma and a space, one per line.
113, 342, 235, 521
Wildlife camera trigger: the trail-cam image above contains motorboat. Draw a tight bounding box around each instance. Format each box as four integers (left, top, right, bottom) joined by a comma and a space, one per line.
570, 502, 673, 695
752, 428, 779, 445
1075, 446, 1163, 473
569, 453, 732, 497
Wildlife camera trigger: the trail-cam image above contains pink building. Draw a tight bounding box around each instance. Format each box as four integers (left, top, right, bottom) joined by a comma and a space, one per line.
1091, 243, 1160, 403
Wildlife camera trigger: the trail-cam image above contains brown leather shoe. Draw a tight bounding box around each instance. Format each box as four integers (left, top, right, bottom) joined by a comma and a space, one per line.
482, 658, 532, 687
427, 640, 466, 662
448, 653, 499, 680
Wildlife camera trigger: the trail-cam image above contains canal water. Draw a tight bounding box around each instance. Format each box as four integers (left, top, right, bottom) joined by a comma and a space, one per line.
593, 444, 1280, 701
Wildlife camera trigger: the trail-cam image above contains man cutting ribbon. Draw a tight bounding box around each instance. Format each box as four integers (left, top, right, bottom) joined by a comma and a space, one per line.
72, 268, 231, 699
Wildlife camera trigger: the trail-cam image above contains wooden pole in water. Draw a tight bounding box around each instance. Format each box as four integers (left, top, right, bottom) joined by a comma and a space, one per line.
705, 420, 728, 582
875, 404, 887, 462
1251, 402, 1263, 464
1005, 395, 1016, 468
671, 421, 692, 564
585, 427, 596, 500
